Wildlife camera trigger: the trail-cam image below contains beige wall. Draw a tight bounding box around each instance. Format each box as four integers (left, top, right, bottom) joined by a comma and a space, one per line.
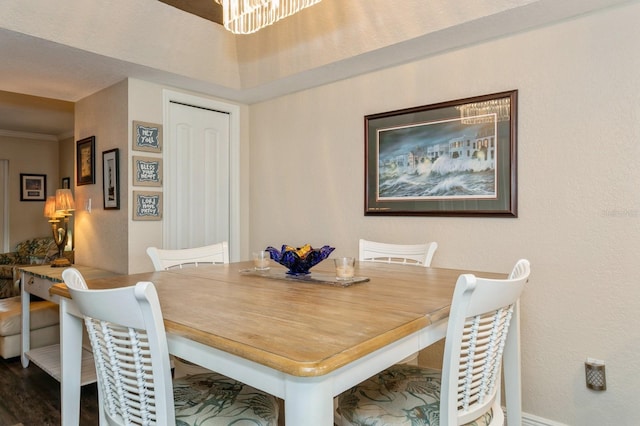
58, 135, 74, 187
74, 80, 129, 273
0, 134, 59, 246
248, 3, 640, 425
125, 79, 251, 273
127, 78, 164, 274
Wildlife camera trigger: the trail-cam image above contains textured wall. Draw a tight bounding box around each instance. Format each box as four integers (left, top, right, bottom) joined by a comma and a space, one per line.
248, 3, 640, 424
74, 80, 129, 274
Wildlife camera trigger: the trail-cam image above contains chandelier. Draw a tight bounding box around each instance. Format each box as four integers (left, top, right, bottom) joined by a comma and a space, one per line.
214, 0, 322, 34
456, 98, 511, 125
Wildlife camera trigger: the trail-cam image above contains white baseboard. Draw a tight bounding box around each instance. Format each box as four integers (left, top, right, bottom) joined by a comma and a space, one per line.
521, 412, 568, 426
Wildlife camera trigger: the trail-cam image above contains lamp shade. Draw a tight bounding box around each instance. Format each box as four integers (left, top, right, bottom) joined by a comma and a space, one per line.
43, 196, 58, 218
55, 189, 75, 213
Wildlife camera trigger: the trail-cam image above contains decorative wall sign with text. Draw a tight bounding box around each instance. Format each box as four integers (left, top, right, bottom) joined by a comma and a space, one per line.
133, 121, 162, 153
133, 191, 163, 221
133, 156, 163, 187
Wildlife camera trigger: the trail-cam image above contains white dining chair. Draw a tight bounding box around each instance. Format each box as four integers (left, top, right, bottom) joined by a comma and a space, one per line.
61, 267, 279, 426
336, 259, 531, 426
359, 238, 438, 366
146, 242, 229, 376
359, 238, 438, 267
334, 239, 441, 424
146, 241, 229, 271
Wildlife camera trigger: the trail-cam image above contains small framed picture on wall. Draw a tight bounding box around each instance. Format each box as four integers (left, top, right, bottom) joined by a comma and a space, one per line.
133, 121, 163, 153
133, 156, 162, 187
102, 149, 120, 210
76, 136, 96, 186
20, 173, 46, 201
133, 191, 162, 221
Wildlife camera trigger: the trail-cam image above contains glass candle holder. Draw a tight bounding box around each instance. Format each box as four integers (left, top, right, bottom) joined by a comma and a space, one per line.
253, 250, 270, 270
334, 257, 355, 280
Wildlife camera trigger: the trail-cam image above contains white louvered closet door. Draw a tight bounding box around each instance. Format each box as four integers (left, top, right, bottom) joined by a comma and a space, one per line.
165, 101, 230, 251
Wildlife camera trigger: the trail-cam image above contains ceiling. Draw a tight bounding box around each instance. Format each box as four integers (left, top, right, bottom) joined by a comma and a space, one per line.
0, 90, 74, 139
0, 0, 632, 140
0, 0, 224, 140
158, 0, 223, 24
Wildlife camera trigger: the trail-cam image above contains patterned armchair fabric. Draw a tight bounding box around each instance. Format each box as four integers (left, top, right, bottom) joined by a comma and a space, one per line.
0, 237, 58, 298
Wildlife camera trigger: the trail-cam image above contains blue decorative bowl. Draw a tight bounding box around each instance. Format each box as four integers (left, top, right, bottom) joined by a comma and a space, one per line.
265, 244, 335, 275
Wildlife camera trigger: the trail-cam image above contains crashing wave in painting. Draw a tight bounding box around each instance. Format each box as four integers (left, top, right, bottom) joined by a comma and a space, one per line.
377, 116, 498, 201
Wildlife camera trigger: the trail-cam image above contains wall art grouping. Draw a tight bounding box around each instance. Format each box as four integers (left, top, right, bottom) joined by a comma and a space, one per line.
132, 120, 163, 220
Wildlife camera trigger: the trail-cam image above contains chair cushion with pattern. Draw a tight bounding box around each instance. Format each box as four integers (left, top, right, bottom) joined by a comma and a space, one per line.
173, 372, 279, 426
337, 364, 492, 426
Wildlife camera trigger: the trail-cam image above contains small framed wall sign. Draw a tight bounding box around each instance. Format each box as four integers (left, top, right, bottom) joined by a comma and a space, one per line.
133, 121, 162, 153
102, 148, 120, 210
133, 156, 162, 187
133, 191, 162, 221
76, 136, 96, 186
20, 173, 46, 201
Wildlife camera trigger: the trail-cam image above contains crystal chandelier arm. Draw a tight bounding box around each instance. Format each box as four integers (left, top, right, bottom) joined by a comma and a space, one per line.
215, 0, 322, 34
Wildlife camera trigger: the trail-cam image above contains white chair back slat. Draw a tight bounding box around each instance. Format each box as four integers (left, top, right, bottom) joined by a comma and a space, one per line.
358, 238, 438, 267
146, 241, 229, 271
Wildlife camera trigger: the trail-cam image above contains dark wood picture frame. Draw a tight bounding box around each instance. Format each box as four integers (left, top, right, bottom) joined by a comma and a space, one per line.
19, 173, 46, 201
76, 136, 96, 186
62, 177, 71, 189
364, 90, 517, 217
102, 148, 120, 210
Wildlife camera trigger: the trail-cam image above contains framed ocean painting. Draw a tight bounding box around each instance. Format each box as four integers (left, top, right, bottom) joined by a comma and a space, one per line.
364, 90, 518, 217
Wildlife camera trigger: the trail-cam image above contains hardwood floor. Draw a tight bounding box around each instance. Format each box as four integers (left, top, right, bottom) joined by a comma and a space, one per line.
0, 355, 287, 426
0, 355, 99, 426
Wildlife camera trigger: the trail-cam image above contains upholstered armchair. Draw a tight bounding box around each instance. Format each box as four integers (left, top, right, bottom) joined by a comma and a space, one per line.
0, 237, 58, 298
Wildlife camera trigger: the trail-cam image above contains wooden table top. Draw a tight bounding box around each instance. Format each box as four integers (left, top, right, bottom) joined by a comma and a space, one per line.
50, 261, 505, 377
19, 264, 116, 283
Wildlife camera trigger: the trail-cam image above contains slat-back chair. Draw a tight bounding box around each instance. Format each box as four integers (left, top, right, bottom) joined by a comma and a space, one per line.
337, 259, 531, 426
62, 267, 279, 426
146, 242, 229, 376
359, 238, 438, 366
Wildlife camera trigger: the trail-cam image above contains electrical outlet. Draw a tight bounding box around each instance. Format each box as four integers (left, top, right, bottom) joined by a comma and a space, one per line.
585, 358, 606, 391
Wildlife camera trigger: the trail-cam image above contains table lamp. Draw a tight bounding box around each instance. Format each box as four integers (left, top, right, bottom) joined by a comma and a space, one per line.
43, 189, 75, 267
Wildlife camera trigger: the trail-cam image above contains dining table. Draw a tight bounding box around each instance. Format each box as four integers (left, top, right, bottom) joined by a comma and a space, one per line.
49, 260, 522, 426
